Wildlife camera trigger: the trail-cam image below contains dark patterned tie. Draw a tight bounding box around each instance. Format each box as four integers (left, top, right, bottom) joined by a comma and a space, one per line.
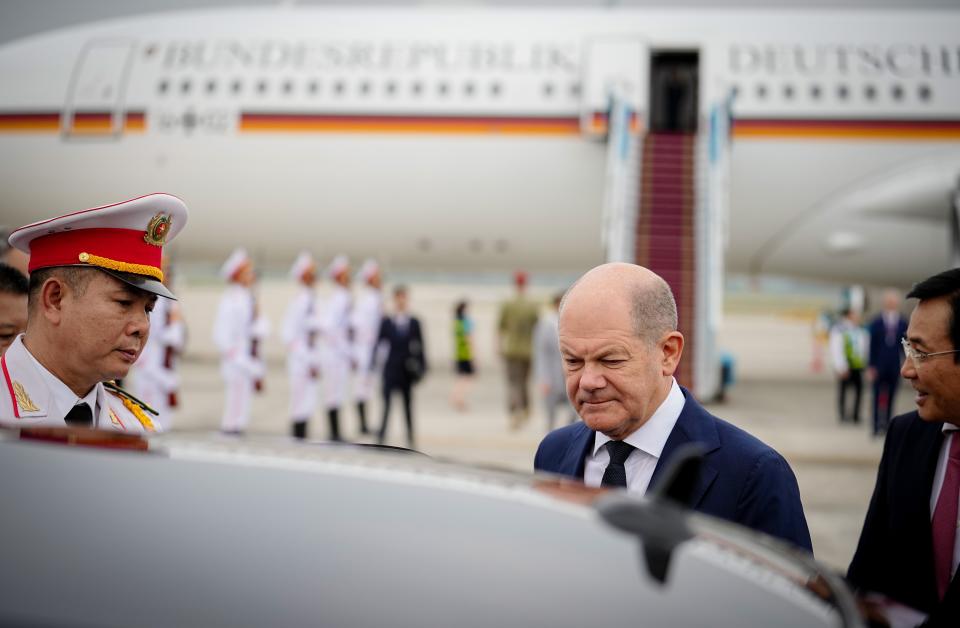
933, 433, 960, 600
601, 440, 635, 488
64, 403, 93, 427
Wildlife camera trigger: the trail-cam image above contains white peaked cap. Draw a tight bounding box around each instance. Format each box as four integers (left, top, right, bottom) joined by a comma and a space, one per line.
326, 254, 349, 279
290, 251, 316, 280
221, 248, 250, 281
357, 259, 379, 282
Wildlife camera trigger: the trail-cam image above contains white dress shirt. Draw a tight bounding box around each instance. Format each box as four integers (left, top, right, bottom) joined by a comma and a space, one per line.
930, 427, 960, 582
22, 341, 99, 425
584, 378, 685, 495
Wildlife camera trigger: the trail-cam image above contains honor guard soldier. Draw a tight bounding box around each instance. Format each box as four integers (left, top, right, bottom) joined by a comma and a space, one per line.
282, 252, 322, 440
0, 194, 189, 432
350, 259, 383, 435
214, 248, 269, 435
132, 256, 186, 431
319, 255, 352, 441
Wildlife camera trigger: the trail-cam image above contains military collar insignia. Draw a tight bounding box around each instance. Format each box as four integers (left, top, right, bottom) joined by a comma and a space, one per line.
13, 380, 40, 413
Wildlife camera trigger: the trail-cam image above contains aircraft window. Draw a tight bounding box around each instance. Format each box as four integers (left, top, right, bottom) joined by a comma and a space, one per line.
543, 82, 555, 97
570, 82, 581, 97
385, 81, 397, 96
282, 80, 294, 95
837, 84, 849, 100
490, 82, 502, 97
334, 80, 346, 95
810, 84, 821, 100
206, 79, 217, 94
755, 84, 767, 99
308, 80, 320, 95
918, 84, 932, 101
891, 85, 904, 101
231, 80, 243, 95
864, 84, 877, 101
180, 79, 191, 95
157, 80, 169, 96
782, 84, 794, 100
257, 80, 269, 95
417, 238, 432, 252
437, 82, 449, 96
729, 84, 739, 99
495, 239, 509, 253
468, 239, 483, 253
358, 81, 371, 96
411, 81, 423, 96
464, 82, 476, 96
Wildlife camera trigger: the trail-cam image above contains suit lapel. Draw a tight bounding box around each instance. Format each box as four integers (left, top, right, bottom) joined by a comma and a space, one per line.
562, 422, 595, 478
649, 389, 720, 507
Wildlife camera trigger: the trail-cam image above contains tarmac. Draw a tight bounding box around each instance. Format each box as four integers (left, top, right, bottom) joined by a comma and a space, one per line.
149, 279, 913, 572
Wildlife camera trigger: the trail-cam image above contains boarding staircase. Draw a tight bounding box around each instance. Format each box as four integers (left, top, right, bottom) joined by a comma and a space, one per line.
635, 133, 698, 389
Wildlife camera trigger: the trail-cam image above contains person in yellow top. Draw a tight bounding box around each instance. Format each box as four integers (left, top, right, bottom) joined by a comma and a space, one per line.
497, 271, 540, 429
0, 194, 189, 433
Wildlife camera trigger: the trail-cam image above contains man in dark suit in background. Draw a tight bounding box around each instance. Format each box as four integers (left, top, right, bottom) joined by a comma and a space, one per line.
848, 269, 960, 624
533, 263, 812, 552
376, 285, 426, 449
867, 289, 908, 437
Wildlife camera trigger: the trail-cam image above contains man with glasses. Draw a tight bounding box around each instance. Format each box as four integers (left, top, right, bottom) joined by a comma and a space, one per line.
848, 268, 960, 623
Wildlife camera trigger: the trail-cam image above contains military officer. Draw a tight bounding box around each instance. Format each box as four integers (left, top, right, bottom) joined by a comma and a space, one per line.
0, 194, 188, 432
350, 259, 383, 436
213, 248, 268, 435
282, 251, 322, 440
132, 256, 186, 431
319, 255, 352, 441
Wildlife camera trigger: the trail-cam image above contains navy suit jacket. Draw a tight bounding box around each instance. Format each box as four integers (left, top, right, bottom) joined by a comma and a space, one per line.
868, 314, 907, 378
848, 412, 960, 620
534, 388, 813, 552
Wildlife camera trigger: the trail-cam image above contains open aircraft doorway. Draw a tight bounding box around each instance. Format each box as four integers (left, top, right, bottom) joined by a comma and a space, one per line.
649, 50, 699, 134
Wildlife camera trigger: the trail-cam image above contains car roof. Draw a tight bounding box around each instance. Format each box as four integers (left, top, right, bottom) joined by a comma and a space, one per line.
0, 432, 854, 628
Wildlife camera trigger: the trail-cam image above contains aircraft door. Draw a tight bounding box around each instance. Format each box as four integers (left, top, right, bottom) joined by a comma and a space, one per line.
62, 39, 136, 139
581, 36, 648, 137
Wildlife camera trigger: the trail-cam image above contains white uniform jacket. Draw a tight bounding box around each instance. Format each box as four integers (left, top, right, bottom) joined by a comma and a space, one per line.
136, 297, 187, 395
320, 285, 353, 364
0, 336, 158, 433
351, 286, 383, 374
282, 287, 322, 376
213, 285, 267, 380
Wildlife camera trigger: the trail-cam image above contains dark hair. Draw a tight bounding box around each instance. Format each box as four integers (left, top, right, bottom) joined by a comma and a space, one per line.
393, 284, 408, 298
0, 263, 28, 296
455, 300, 467, 319
906, 268, 960, 363
27, 266, 95, 312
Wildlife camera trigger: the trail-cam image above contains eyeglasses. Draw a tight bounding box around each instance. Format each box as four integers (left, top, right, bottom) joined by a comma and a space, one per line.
901, 337, 960, 367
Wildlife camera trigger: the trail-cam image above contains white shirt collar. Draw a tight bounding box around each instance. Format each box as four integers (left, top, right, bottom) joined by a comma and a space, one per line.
593, 378, 685, 458
20, 337, 98, 422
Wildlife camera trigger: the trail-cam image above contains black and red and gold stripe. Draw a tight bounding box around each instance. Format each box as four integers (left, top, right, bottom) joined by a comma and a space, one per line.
733, 118, 960, 141
0, 111, 145, 134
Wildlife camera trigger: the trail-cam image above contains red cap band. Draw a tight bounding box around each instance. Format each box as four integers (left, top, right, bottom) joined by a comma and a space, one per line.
28, 228, 162, 276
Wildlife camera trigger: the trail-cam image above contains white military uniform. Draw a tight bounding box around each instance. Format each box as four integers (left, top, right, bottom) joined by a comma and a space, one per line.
133, 297, 186, 431
213, 284, 267, 433
282, 285, 321, 420
0, 335, 158, 433
351, 283, 383, 403
319, 283, 353, 410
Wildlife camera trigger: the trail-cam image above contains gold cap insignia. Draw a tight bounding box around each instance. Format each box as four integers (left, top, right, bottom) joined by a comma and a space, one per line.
144, 213, 172, 247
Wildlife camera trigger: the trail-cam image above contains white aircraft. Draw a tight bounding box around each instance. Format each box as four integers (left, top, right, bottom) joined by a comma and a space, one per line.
0, 6, 957, 394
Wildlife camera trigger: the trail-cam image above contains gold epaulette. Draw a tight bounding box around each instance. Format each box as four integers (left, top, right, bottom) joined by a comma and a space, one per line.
103, 381, 159, 416
103, 381, 160, 432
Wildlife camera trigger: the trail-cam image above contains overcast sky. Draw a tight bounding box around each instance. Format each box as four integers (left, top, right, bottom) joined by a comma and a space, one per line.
1, 0, 957, 46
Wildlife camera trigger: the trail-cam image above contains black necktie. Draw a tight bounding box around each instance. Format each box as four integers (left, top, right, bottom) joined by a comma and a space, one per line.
64, 403, 93, 427
601, 440, 635, 488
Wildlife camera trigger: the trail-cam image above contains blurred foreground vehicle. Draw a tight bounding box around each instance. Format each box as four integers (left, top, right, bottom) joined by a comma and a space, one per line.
0, 427, 868, 627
